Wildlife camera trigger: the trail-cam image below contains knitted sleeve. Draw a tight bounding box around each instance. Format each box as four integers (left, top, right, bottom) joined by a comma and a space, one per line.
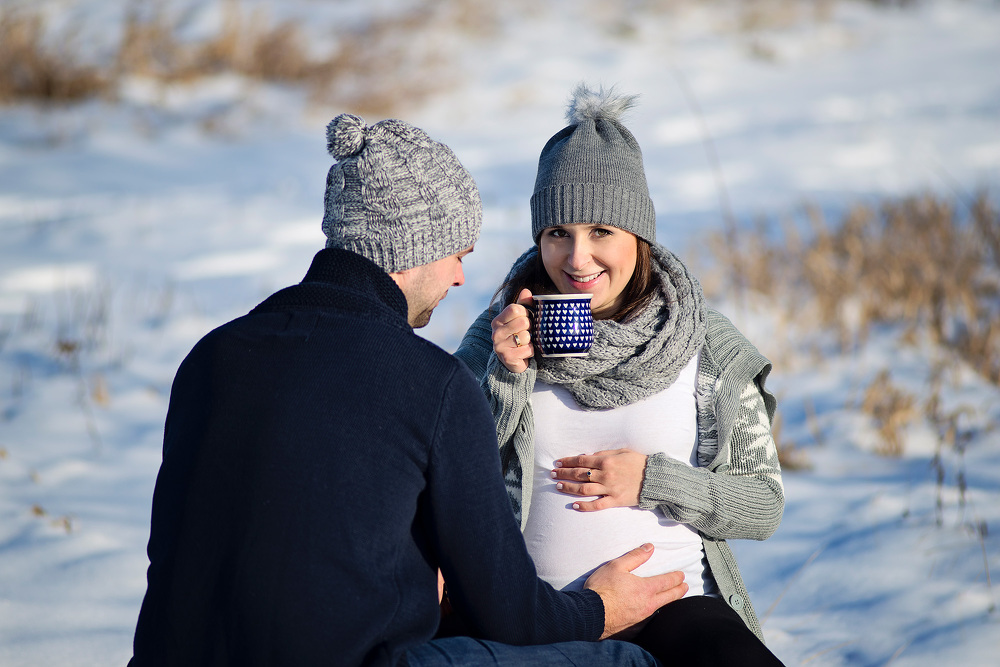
638, 378, 784, 541
452, 306, 494, 380
428, 366, 605, 644
454, 307, 537, 451
454, 307, 538, 524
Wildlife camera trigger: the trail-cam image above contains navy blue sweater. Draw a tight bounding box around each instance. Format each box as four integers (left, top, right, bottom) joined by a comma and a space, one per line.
129, 248, 604, 666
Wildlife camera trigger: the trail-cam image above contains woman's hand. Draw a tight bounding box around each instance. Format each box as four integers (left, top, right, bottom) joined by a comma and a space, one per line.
552, 449, 649, 510
491, 288, 535, 373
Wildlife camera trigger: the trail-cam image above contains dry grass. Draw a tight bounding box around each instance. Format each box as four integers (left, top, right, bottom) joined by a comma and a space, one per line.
771, 411, 812, 470
730, 0, 837, 32
0, 10, 112, 103
30, 503, 75, 533
2, 0, 923, 112
712, 191, 1000, 386
113, 0, 475, 116
860, 370, 916, 456
709, 191, 999, 455
1, 0, 498, 116
116, 1, 331, 86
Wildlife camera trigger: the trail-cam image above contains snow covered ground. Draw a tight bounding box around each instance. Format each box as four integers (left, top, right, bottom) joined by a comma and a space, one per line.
0, 0, 998, 664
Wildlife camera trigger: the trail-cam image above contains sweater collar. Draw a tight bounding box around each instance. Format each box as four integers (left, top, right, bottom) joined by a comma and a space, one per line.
252, 248, 410, 326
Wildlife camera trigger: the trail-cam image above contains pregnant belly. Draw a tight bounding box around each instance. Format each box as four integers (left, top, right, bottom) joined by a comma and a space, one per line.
521, 480, 706, 593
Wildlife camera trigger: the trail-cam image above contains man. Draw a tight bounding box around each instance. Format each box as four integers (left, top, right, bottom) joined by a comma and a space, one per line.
128, 114, 686, 666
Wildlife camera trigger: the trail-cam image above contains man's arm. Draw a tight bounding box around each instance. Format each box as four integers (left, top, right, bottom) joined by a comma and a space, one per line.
426, 365, 686, 644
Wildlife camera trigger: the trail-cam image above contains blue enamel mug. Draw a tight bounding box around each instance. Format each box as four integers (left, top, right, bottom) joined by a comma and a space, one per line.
531, 294, 594, 358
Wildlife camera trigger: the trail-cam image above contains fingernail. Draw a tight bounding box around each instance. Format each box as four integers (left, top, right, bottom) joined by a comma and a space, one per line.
572, 503, 580, 510
556, 483, 564, 490
554, 461, 563, 468
550, 471, 557, 478
642, 543, 653, 552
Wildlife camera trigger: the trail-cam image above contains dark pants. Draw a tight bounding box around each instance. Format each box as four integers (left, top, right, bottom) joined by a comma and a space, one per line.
407, 636, 659, 666
632, 595, 785, 666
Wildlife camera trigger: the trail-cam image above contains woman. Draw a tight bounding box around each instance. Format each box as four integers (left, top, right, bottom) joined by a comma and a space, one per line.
454, 85, 785, 665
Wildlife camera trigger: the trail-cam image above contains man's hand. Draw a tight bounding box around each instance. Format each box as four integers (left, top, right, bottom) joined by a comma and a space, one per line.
584, 544, 687, 639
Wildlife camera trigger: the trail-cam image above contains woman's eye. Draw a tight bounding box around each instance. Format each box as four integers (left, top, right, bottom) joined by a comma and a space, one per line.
592, 227, 612, 237
547, 228, 568, 237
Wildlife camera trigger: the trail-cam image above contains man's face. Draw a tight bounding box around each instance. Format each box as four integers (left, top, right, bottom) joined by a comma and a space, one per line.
390, 246, 474, 328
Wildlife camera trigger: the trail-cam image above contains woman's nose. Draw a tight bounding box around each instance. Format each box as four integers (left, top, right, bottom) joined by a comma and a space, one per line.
567, 239, 591, 269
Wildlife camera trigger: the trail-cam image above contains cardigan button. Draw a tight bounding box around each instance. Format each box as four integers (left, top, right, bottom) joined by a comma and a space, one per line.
729, 594, 745, 610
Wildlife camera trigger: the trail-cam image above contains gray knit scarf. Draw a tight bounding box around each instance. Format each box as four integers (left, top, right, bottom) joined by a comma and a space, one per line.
514, 243, 707, 410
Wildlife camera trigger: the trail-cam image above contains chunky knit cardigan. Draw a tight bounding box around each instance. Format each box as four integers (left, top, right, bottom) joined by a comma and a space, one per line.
454, 307, 784, 640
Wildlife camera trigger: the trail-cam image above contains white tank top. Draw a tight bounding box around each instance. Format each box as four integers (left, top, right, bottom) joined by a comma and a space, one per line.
522, 353, 708, 595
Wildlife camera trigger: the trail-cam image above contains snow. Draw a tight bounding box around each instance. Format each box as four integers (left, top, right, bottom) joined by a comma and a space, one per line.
1, 0, 999, 665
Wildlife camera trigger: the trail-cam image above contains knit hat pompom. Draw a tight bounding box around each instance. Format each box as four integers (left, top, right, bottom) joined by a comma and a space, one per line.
327, 113, 367, 160
321, 114, 482, 273
565, 83, 639, 127
530, 82, 655, 244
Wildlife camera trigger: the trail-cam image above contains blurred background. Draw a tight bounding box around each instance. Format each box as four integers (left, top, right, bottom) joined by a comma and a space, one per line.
0, 1, 998, 665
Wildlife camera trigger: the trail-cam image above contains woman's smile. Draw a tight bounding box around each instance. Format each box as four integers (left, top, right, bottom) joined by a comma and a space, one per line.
564, 270, 605, 289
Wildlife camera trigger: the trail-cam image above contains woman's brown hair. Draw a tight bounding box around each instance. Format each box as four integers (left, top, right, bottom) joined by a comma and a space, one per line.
493, 236, 657, 323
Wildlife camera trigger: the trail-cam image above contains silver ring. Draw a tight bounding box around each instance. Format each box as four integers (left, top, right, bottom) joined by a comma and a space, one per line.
513, 333, 523, 347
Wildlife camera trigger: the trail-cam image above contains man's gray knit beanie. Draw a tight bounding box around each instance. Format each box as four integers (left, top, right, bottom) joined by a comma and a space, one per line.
530, 84, 656, 244
322, 113, 482, 273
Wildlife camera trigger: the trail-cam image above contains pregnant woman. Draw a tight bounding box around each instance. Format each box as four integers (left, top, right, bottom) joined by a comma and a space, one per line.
454, 84, 785, 665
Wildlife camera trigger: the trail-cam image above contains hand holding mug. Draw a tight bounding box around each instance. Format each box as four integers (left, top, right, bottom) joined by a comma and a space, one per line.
491, 288, 535, 374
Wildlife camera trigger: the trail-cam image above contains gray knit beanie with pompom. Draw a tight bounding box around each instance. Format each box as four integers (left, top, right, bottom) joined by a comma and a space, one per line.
530, 84, 656, 244
322, 114, 482, 273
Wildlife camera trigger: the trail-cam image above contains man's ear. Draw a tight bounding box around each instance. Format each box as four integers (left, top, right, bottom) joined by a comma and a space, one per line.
388, 268, 412, 292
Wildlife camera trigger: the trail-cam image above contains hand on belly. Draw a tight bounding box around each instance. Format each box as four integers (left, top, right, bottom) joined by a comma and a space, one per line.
550, 448, 649, 511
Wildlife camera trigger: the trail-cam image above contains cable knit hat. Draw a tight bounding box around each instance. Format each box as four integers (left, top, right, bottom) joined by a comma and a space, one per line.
322, 113, 482, 273
530, 84, 656, 244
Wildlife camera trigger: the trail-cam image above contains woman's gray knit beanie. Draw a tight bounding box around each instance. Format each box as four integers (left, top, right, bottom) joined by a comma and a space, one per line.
530, 84, 656, 244
322, 114, 482, 273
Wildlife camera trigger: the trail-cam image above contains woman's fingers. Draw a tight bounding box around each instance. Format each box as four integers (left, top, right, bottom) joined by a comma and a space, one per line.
491, 305, 532, 347
571, 496, 618, 512
552, 448, 647, 509
500, 346, 534, 373
551, 466, 597, 482
553, 480, 617, 511
554, 480, 603, 497
554, 454, 600, 470
509, 328, 532, 348
491, 299, 535, 373
490, 290, 535, 342
492, 310, 532, 337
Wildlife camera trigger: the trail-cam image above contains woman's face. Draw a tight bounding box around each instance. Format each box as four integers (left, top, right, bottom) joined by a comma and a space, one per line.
539, 224, 638, 320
